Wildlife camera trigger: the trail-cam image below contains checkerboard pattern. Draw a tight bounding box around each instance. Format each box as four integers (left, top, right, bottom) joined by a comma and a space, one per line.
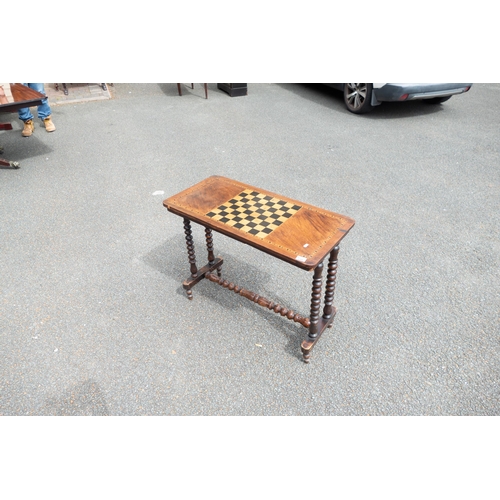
206, 189, 302, 238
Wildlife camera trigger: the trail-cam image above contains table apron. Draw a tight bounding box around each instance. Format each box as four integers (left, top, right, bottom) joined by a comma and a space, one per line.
169, 209, 341, 271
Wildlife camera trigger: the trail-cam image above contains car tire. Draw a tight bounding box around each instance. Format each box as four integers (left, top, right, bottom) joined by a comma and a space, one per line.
343, 83, 374, 114
424, 96, 452, 104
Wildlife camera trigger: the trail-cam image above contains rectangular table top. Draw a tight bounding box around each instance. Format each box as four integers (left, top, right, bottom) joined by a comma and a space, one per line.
164, 176, 355, 270
0, 83, 46, 113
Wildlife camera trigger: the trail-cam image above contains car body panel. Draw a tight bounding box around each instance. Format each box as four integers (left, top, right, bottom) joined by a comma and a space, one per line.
374, 83, 472, 102
323, 83, 472, 108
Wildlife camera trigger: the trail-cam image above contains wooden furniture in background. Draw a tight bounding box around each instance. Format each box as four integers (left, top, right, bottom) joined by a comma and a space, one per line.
55, 83, 110, 95
177, 83, 208, 99
0, 83, 46, 168
164, 175, 355, 363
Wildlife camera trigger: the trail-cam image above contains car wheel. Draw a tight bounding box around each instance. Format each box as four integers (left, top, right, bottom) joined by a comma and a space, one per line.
424, 96, 452, 104
344, 83, 373, 114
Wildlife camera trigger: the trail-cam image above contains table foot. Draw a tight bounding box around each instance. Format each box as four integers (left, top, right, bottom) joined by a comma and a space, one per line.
0, 158, 19, 168
301, 311, 336, 362
182, 257, 224, 299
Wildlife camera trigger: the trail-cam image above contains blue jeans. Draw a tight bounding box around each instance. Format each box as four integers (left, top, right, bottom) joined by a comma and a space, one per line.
18, 83, 52, 122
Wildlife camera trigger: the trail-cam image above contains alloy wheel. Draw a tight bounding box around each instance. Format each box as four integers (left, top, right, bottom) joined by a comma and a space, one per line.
346, 83, 367, 110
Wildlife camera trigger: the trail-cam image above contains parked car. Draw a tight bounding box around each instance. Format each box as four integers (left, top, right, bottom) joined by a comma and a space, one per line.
324, 83, 473, 114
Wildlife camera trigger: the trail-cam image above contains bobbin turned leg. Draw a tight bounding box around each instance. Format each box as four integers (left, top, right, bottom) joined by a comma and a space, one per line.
301, 262, 324, 363
205, 227, 222, 277
183, 218, 198, 299
322, 246, 339, 326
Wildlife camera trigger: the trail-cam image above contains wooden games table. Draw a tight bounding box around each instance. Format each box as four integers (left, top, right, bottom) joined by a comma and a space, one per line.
164, 176, 355, 363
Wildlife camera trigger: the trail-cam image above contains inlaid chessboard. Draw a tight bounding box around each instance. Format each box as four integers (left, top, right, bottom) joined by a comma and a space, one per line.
164, 176, 355, 270
206, 189, 302, 239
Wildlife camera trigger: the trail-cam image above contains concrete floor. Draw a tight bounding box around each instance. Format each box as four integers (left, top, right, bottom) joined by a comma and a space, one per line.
1, 83, 499, 416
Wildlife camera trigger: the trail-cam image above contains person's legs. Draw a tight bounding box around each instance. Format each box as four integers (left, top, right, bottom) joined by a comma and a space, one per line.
18, 90, 35, 136
32, 83, 55, 132
18, 84, 55, 135
18, 84, 37, 136
17, 82, 35, 123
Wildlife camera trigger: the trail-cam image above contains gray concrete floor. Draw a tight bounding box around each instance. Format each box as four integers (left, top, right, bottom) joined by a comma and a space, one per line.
1, 83, 499, 416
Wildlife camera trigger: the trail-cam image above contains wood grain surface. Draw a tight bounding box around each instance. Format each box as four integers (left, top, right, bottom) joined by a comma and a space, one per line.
164, 176, 355, 270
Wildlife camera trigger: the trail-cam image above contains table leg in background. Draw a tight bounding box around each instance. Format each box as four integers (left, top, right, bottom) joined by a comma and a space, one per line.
205, 227, 222, 277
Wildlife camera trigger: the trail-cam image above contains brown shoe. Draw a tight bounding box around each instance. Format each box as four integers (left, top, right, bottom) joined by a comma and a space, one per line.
22, 119, 34, 137
43, 116, 56, 132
